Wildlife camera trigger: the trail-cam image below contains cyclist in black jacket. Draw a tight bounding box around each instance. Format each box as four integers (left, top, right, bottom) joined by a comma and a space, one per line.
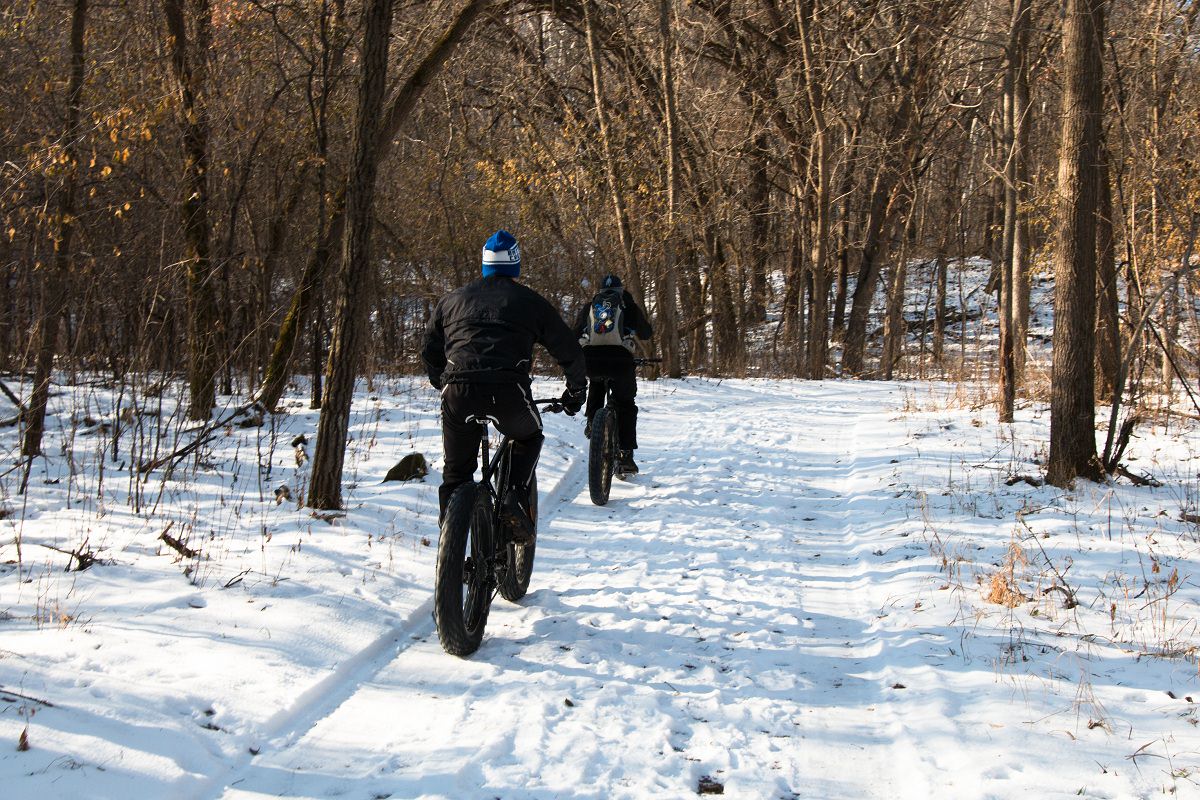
574, 274, 653, 474
421, 230, 586, 543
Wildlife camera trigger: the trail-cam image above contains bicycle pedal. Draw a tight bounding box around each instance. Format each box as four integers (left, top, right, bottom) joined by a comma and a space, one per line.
500, 511, 535, 546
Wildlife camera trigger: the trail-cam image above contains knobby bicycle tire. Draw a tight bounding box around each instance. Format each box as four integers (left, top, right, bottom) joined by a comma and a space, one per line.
499, 474, 537, 602
433, 482, 494, 656
588, 407, 617, 505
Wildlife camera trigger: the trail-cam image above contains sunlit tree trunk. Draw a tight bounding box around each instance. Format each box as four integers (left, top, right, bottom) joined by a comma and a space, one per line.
798, 0, 832, 380
1095, 140, 1120, 400
163, 0, 220, 420
23, 0, 88, 457
309, 0, 396, 510
1047, 0, 1106, 486
585, 0, 642, 304
658, 0, 681, 377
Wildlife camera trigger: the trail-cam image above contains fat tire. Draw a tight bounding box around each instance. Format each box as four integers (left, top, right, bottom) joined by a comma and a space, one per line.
588, 407, 616, 505
434, 483, 493, 656
499, 474, 537, 602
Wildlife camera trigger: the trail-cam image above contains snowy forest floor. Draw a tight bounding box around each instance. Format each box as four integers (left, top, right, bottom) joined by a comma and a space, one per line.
2, 376, 1200, 799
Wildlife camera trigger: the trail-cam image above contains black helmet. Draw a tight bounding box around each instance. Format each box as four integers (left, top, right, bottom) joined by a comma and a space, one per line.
602, 274, 622, 289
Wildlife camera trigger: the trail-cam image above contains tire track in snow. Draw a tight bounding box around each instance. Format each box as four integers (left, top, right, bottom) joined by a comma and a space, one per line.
194, 441, 589, 800
190, 599, 434, 800
804, 393, 931, 797
201, 382, 940, 798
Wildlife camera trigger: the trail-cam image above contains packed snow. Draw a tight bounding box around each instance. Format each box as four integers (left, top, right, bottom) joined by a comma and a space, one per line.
2, 376, 1200, 798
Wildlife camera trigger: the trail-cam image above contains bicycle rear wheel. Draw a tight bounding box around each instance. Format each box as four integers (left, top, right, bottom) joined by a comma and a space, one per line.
499, 474, 537, 602
588, 406, 617, 505
434, 483, 494, 656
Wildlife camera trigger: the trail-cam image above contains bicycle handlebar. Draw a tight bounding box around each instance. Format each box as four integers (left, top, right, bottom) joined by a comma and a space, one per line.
633, 357, 662, 366
534, 398, 566, 413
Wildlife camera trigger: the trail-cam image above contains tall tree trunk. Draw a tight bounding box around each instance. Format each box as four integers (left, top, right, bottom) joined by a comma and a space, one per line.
679, 250, 707, 370
881, 212, 914, 380
23, 0, 88, 457
308, 0, 396, 510
1095, 140, 1120, 400
311, 299, 325, 409
831, 191, 852, 337
998, 0, 1031, 423
706, 227, 741, 374
585, 0, 641, 304
658, 0, 681, 378
932, 158, 959, 365
1047, 0, 1106, 486
781, 198, 804, 366
745, 134, 770, 325
832, 119, 863, 340
259, 206, 341, 411
1013, 31, 1033, 381
163, 0, 220, 421
797, 0, 832, 380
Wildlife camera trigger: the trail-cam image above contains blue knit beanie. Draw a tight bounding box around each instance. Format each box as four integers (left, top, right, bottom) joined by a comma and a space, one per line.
482, 230, 521, 277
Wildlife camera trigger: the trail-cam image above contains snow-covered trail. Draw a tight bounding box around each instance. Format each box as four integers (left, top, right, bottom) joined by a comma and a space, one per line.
203, 382, 1008, 799
7, 378, 1197, 799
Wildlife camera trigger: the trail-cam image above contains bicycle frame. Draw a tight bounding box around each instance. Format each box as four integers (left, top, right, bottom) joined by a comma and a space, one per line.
476, 425, 511, 510
434, 396, 561, 656
469, 396, 559, 564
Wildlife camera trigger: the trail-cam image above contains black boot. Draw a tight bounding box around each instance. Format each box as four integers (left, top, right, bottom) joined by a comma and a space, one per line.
501, 490, 536, 545
617, 450, 639, 475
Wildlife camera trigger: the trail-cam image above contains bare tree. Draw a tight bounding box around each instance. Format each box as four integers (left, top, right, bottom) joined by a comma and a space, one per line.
308, 0, 398, 510
22, 0, 88, 458
163, 0, 221, 420
657, 0, 681, 378
1047, 0, 1106, 486
998, 0, 1032, 422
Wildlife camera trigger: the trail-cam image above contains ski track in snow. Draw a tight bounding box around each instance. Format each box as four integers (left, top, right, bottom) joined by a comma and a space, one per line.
4, 378, 1200, 799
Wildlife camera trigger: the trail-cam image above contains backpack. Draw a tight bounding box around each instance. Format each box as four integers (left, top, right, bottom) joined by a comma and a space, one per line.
581, 287, 634, 352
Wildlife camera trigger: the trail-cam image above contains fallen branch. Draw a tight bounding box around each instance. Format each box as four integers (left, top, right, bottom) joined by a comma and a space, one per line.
38, 541, 101, 572
1114, 464, 1162, 488
0, 688, 55, 707
1005, 474, 1044, 487
159, 523, 199, 559
1043, 584, 1076, 605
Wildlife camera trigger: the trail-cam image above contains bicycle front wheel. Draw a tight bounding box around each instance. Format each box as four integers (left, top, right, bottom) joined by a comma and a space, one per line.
434, 482, 494, 656
499, 474, 537, 602
588, 407, 617, 505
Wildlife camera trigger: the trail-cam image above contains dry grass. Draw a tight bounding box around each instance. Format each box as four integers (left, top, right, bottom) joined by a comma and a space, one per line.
986, 538, 1029, 607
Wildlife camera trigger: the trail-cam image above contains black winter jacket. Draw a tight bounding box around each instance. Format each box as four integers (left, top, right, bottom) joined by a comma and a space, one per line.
421, 275, 586, 390
573, 289, 653, 372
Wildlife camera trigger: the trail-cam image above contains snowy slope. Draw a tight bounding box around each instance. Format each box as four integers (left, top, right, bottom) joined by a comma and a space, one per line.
2, 378, 1200, 798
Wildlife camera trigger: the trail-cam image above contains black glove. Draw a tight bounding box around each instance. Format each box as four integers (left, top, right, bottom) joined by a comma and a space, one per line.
560, 385, 586, 416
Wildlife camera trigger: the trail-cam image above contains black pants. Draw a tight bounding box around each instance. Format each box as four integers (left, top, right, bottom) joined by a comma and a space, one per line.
439, 382, 543, 518
584, 363, 638, 451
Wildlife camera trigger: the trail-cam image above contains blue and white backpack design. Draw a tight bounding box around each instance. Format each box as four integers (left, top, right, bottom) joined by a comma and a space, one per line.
581, 287, 634, 352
